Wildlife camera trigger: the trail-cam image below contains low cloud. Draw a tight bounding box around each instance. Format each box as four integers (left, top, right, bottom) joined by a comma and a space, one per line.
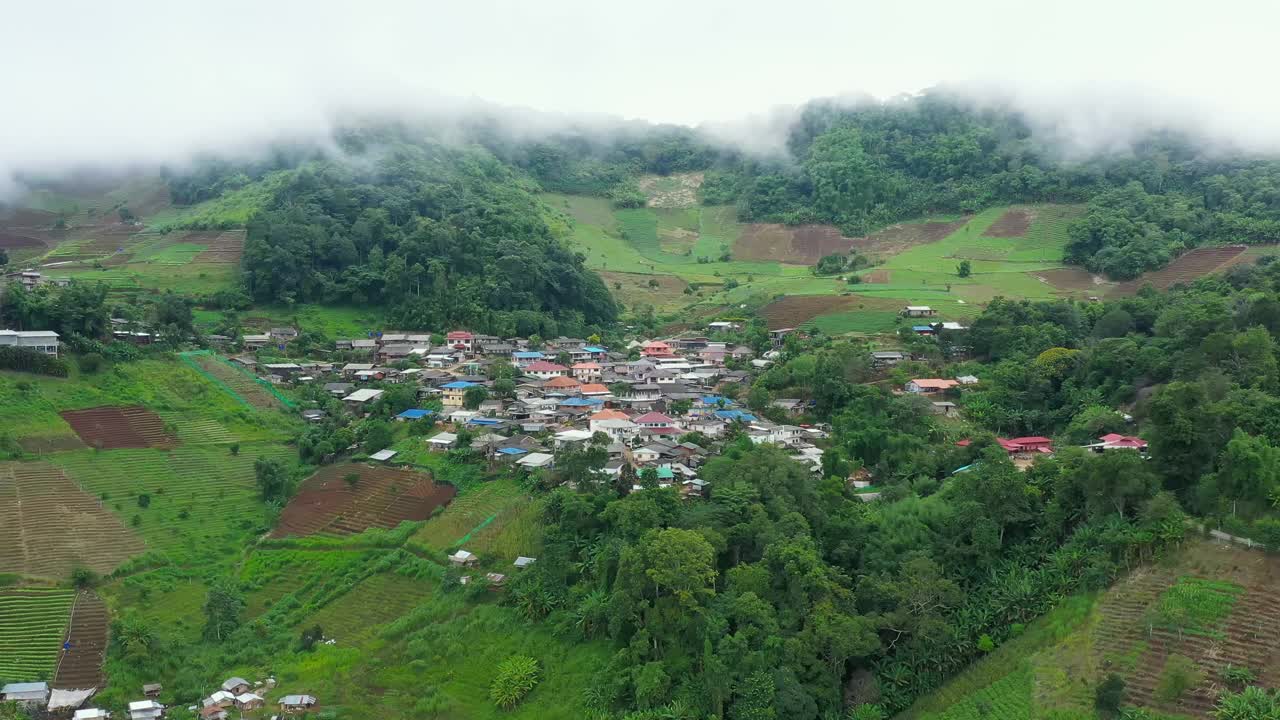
5, 0, 1280, 197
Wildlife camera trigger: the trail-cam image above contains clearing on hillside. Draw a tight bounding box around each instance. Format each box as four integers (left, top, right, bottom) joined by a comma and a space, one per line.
60, 406, 176, 450
272, 464, 457, 538
599, 271, 692, 311
903, 539, 1280, 720
760, 295, 860, 329
1034, 267, 1116, 296
638, 172, 703, 208
1111, 245, 1249, 295
982, 209, 1034, 237
52, 591, 109, 689
0, 462, 146, 579
735, 224, 856, 265
0, 587, 75, 681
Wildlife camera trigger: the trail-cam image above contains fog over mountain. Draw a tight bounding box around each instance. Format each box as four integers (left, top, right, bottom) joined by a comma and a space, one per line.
6, 0, 1280, 194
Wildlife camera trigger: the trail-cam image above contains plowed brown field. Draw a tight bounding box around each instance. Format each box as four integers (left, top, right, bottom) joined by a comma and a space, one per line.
272, 464, 457, 538
60, 406, 176, 449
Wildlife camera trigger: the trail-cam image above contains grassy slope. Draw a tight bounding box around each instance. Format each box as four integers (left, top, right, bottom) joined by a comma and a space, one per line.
547, 192, 1084, 329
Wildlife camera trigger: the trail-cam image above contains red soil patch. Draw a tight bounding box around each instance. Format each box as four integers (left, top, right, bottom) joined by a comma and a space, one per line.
736, 224, 856, 264
192, 230, 246, 264
0, 208, 58, 227
60, 406, 176, 450
760, 295, 859, 329
272, 464, 457, 538
53, 591, 109, 689
1111, 246, 1248, 295
982, 209, 1033, 237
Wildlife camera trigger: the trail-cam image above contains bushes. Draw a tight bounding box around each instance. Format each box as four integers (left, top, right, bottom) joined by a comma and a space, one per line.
1095, 673, 1126, 716
1154, 654, 1203, 703
490, 654, 540, 709
0, 346, 69, 377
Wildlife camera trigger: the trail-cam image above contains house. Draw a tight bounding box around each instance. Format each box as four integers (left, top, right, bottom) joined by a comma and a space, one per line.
905, 379, 958, 394
142, 684, 162, 698
707, 321, 739, 332
278, 695, 318, 713
74, 710, 112, 720
771, 398, 805, 415
912, 325, 936, 336
323, 382, 354, 398
960, 436, 1055, 455
524, 361, 569, 380
428, 432, 458, 451
301, 409, 327, 423
511, 350, 545, 367
956, 375, 980, 385
269, 327, 298, 341
571, 362, 602, 382
1, 682, 49, 706
685, 417, 727, 437
514, 556, 536, 569
931, 401, 960, 418
242, 333, 271, 349
342, 388, 384, 413
640, 340, 674, 358
342, 363, 375, 377
554, 429, 594, 448
234, 694, 264, 711
199, 707, 227, 720
486, 571, 507, 587
369, 449, 398, 463
517, 452, 555, 469
902, 305, 937, 317
127, 700, 165, 720
0, 329, 60, 356
350, 339, 377, 354
768, 328, 794, 347
579, 383, 610, 397
445, 330, 475, 352
396, 408, 435, 422
633, 411, 677, 431
543, 375, 581, 393
1087, 433, 1149, 452
440, 381, 480, 408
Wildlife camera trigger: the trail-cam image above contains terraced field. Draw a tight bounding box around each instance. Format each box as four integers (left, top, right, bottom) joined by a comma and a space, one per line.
0, 462, 145, 579
51, 444, 295, 559
0, 587, 75, 681
157, 413, 237, 444
53, 591, 109, 689
414, 478, 528, 550
1111, 245, 1249, 294
307, 572, 434, 642
273, 464, 456, 538
189, 353, 284, 409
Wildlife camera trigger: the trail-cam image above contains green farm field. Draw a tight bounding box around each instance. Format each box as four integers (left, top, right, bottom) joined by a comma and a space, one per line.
0, 587, 76, 681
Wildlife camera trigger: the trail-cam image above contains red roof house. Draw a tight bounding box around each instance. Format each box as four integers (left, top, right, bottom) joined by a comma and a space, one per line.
633, 411, 676, 428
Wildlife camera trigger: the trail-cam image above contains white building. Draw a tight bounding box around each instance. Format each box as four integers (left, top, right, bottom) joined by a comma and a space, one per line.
0, 330, 59, 356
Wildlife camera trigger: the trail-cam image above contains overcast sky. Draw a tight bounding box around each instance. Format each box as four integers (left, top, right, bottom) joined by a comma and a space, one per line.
7, 0, 1280, 182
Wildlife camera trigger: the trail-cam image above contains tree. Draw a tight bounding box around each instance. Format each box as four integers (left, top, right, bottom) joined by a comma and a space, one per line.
253, 456, 291, 503
1064, 449, 1159, 520
463, 385, 490, 410
202, 581, 244, 642
957, 260, 972, 278
729, 671, 776, 720
361, 421, 393, 454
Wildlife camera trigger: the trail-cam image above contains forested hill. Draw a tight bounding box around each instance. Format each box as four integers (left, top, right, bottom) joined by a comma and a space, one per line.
240, 141, 619, 336
171, 93, 1280, 306
460, 93, 1280, 279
